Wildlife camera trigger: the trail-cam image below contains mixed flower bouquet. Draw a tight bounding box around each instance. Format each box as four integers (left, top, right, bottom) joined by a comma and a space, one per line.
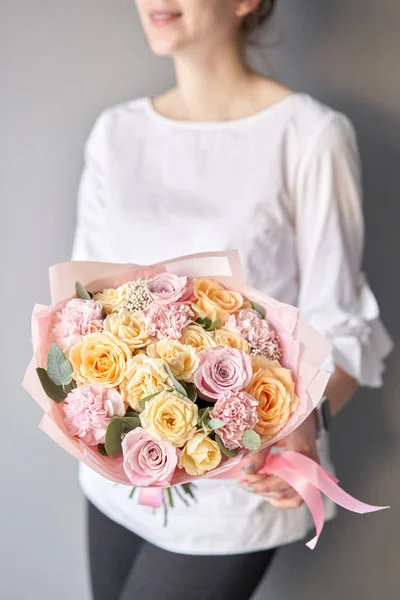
23, 251, 386, 547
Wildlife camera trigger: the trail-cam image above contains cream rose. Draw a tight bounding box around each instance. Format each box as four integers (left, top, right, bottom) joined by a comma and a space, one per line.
93, 285, 127, 314
192, 278, 246, 323
179, 431, 222, 475
147, 339, 199, 382
213, 328, 250, 353
67, 331, 131, 388
140, 390, 198, 447
120, 355, 172, 410
180, 324, 217, 353
246, 357, 299, 442
104, 309, 151, 351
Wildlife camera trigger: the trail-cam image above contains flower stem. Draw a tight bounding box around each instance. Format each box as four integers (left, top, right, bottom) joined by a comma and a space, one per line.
129, 487, 136, 499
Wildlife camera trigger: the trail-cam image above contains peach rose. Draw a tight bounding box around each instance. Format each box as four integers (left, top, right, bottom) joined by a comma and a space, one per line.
140, 390, 198, 447
180, 324, 217, 353
246, 357, 299, 442
67, 331, 131, 387
213, 328, 250, 353
179, 431, 222, 475
147, 339, 199, 382
120, 355, 172, 410
104, 309, 151, 351
192, 278, 245, 323
93, 286, 127, 314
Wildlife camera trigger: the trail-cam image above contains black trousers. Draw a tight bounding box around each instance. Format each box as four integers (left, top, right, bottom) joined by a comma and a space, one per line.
88, 502, 277, 600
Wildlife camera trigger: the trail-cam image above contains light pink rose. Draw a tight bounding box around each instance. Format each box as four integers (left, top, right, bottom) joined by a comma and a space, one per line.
146, 303, 193, 340
122, 428, 178, 486
194, 347, 253, 400
52, 298, 104, 350
147, 273, 192, 305
63, 384, 125, 446
226, 309, 281, 357
210, 391, 258, 450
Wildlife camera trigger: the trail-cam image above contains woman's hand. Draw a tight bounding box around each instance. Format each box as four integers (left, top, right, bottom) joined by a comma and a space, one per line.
239, 411, 319, 509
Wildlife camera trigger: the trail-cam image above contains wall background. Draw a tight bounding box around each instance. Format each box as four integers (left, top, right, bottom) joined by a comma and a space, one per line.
1, 1, 399, 599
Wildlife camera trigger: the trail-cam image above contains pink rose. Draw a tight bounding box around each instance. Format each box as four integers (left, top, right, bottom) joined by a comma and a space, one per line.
146, 303, 193, 340
194, 347, 252, 400
226, 309, 281, 359
52, 298, 104, 350
210, 391, 258, 450
122, 428, 177, 486
147, 273, 192, 305
63, 384, 125, 446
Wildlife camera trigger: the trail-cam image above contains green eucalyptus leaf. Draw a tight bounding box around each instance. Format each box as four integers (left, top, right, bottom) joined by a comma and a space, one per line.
242, 430, 262, 451
250, 301, 266, 319
206, 320, 221, 331
105, 416, 141, 457
36, 368, 67, 404
76, 281, 92, 300
125, 408, 141, 418
184, 383, 198, 403
47, 343, 73, 387
164, 363, 187, 397
208, 418, 225, 431
197, 407, 210, 428
215, 435, 239, 458
139, 391, 162, 411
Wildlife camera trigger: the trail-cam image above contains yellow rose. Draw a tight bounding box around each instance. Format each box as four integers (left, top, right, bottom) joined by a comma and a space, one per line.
93, 285, 127, 314
179, 431, 222, 475
192, 278, 246, 323
67, 331, 131, 387
147, 339, 199, 382
180, 324, 217, 353
246, 358, 299, 442
213, 328, 250, 353
120, 355, 172, 410
104, 309, 151, 351
140, 390, 198, 447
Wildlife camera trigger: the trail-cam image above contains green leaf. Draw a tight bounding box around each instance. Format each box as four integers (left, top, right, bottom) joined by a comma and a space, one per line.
250, 301, 266, 319
47, 343, 73, 387
75, 281, 92, 300
242, 430, 262, 451
208, 418, 225, 431
139, 391, 162, 411
164, 363, 187, 397
36, 368, 67, 404
215, 435, 239, 458
125, 408, 141, 418
207, 320, 221, 331
181, 483, 196, 499
105, 416, 141, 457
184, 383, 198, 403
197, 407, 210, 428
97, 443, 108, 457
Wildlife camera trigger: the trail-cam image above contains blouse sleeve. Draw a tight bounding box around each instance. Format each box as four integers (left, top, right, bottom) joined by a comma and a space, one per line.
294, 113, 392, 387
72, 111, 109, 261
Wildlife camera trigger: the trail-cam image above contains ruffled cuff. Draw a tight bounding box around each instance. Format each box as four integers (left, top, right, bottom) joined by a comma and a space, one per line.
313, 275, 393, 388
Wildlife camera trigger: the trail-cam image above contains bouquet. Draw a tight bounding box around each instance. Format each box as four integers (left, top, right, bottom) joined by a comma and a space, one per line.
23, 251, 386, 548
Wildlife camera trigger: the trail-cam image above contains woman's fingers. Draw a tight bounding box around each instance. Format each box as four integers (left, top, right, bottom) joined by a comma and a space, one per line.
265, 494, 305, 509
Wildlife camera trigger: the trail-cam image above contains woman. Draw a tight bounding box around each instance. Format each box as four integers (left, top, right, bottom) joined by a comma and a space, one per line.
72, 1, 392, 599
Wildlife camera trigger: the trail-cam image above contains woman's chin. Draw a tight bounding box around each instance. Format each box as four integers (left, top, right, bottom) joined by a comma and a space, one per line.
148, 37, 186, 57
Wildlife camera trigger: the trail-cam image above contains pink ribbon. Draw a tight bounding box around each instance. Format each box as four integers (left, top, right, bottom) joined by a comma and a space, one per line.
259, 451, 389, 549
137, 451, 388, 548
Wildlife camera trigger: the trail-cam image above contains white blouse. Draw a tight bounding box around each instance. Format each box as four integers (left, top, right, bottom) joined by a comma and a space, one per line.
72, 93, 392, 554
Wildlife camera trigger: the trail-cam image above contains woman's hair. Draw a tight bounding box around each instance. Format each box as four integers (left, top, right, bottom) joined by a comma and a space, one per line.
242, 0, 277, 35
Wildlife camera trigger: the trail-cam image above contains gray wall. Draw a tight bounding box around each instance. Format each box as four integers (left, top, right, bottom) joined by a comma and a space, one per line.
1, 1, 398, 599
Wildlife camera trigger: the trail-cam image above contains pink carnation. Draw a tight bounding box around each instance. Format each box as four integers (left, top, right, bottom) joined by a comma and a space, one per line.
52, 298, 104, 350
210, 391, 258, 450
63, 384, 125, 446
146, 303, 193, 340
226, 309, 281, 357
147, 273, 192, 305
122, 428, 177, 486
194, 347, 252, 400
